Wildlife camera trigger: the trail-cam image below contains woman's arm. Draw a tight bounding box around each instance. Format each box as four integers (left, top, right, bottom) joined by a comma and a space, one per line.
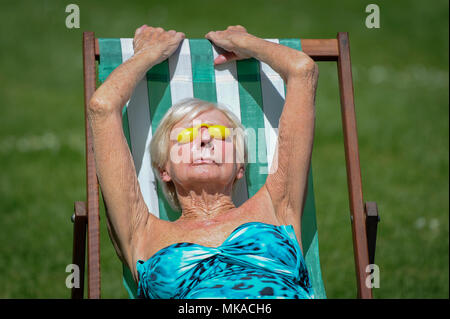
87, 26, 185, 268
206, 26, 318, 224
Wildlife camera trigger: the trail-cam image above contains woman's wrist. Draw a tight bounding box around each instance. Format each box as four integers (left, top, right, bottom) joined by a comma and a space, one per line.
237, 35, 316, 81
230, 33, 262, 59
128, 50, 158, 74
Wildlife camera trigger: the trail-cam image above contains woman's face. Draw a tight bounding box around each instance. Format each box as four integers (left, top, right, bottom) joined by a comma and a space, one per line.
160, 109, 244, 193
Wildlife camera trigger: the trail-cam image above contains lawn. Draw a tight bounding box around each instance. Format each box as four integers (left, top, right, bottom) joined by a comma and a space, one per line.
0, 0, 448, 298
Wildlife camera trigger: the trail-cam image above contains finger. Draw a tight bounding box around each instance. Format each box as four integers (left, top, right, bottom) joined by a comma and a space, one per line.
214, 55, 227, 65
205, 31, 216, 40
134, 24, 147, 36
214, 52, 237, 65
227, 25, 245, 31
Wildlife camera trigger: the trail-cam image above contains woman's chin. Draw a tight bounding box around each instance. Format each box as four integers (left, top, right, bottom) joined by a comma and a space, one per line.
172, 161, 236, 184
185, 165, 228, 181
189, 163, 220, 175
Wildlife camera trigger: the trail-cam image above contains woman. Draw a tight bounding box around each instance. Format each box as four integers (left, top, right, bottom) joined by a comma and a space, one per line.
88, 25, 318, 299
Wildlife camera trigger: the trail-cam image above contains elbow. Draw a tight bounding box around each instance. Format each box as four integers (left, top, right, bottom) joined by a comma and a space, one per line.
88, 95, 115, 117
289, 54, 319, 81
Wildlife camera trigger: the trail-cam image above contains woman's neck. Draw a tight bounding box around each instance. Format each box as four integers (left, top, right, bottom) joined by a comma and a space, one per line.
177, 189, 236, 222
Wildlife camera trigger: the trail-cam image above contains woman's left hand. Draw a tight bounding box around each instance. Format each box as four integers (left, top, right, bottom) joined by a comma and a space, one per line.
205, 25, 254, 65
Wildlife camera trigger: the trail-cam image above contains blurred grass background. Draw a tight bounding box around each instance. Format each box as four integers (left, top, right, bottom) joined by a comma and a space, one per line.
0, 0, 447, 298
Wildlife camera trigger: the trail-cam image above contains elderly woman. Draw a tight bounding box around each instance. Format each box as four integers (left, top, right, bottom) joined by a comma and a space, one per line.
88, 25, 318, 299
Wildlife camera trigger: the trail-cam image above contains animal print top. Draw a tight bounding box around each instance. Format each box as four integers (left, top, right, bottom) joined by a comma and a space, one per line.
136, 222, 314, 299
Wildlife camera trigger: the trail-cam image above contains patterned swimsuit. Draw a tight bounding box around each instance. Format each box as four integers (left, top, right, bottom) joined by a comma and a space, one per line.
136, 222, 314, 299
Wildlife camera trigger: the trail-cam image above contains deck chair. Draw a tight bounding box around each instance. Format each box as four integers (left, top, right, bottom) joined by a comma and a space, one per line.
72, 31, 379, 299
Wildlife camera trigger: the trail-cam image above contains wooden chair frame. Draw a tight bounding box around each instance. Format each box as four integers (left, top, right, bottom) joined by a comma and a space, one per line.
72, 31, 379, 299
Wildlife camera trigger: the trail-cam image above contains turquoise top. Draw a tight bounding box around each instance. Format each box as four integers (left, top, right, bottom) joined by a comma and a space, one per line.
136, 222, 315, 299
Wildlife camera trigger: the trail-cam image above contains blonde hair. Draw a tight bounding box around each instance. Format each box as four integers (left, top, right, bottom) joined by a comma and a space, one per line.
149, 98, 248, 211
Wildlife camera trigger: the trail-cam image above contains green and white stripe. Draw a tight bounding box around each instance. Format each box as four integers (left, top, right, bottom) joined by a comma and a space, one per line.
98, 38, 325, 299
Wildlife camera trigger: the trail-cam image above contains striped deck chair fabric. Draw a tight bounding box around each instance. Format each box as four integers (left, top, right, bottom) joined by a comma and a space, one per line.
97, 38, 326, 299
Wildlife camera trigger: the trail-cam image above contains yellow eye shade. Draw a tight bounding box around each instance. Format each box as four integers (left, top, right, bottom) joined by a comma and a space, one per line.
177, 124, 231, 143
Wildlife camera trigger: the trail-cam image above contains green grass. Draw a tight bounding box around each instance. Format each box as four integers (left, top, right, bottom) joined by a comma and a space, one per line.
0, 0, 448, 298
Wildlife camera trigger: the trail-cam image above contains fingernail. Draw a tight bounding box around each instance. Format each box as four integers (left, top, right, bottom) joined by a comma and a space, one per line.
215, 55, 226, 65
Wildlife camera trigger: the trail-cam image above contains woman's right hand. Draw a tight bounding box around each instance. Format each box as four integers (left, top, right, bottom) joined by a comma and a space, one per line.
133, 25, 185, 66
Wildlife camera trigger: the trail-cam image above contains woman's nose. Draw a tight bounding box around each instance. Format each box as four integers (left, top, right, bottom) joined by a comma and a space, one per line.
199, 126, 212, 146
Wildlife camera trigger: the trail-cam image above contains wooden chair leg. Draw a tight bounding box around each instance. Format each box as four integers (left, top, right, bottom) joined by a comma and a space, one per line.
71, 201, 87, 299
365, 202, 380, 265
337, 32, 372, 299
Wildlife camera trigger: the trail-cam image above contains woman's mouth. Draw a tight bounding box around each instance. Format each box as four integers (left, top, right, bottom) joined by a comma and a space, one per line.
192, 158, 216, 165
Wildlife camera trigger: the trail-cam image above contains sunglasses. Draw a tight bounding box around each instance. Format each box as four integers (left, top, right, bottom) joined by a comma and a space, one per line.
177, 123, 231, 144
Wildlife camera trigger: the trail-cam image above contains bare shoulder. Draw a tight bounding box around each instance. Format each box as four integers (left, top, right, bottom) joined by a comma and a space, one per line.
133, 215, 173, 255
244, 184, 302, 237
239, 184, 280, 224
